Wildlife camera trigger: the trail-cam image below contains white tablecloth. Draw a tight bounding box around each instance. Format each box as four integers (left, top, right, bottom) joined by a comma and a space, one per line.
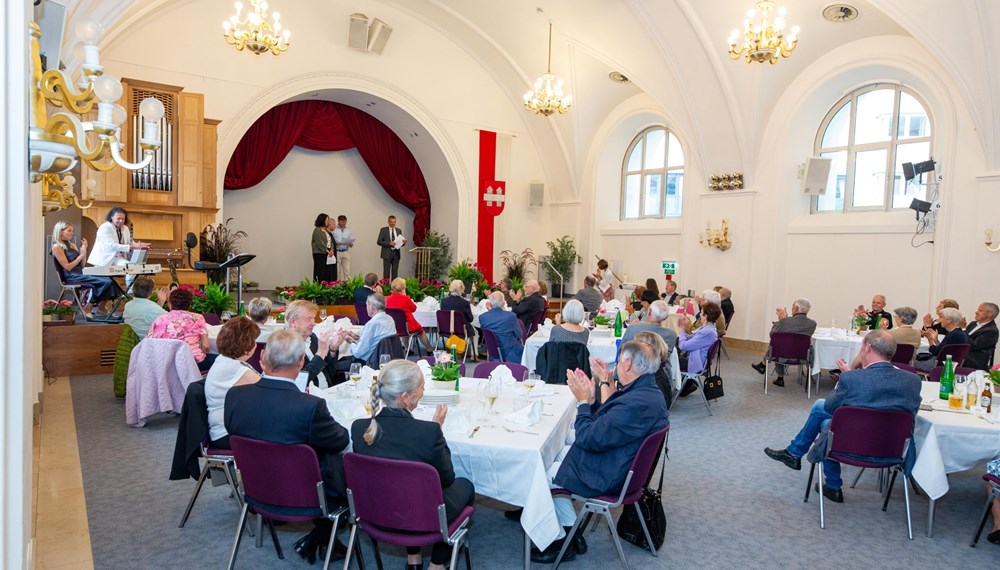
207, 321, 363, 360
522, 333, 619, 371
810, 327, 930, 374
911, 382, 1000, 500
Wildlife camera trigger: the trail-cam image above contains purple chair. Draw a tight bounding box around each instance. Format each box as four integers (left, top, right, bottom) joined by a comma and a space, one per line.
764, 332, 814, 397
892, 363, 920, 375
365, 335, 406, 369
472, 361, 528, 380
416, 356, 467, 377
970, 473, 1000, 546
246, 341, 266, 374
481, 328, 504, 362
226, 436, 350, 570
678, 339, 721, 416
517, 319, 528, 341
890, 344, 916, 365
551, 426, 670, 568
385, 308, 422, 358
203, 312, 222, 326
528, 310, 546, 337
355, 303, 372, 325
52, 255, 93, 317
343, 454, 474, 570
803, 406, 915, 539
927, 365, 977, 383
936, 343, 970, 368
436, 310, 472, 361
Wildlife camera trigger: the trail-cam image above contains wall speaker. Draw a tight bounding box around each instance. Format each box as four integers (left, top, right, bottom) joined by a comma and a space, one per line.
801, 156, 833, 195
367, 18, 393, 55
529, 182, 544, 207
349, 13, 370, 51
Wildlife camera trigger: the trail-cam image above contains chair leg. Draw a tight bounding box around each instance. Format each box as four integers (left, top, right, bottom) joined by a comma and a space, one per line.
552, 507, 588, 570
634, 502, 658, 556
255, 513, 264, 548
882, 469, 899, 512
178, 462, 211, 527
267, 518, 284, 559
343, 522, 359, 570
901, 469, 914, 540
604, 509, 630, 570
804, 462, 816, 503
371, 537, 384, 570
697, 378, 713, 416
463, 537, 472, 570
320, 512, 340, 570
226, 503, 250, 570
970, 491, 998, 546
818, 462, 826, 529
850, 467, 866, 489
764, 360, 769, 395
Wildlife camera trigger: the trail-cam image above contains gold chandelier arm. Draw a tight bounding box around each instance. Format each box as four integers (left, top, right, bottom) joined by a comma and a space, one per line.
38, 69, 97, 114
44, 113, 109, 163
110, 140, 154, 170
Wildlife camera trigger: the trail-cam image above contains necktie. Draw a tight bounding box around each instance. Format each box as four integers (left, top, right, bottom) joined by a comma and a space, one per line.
116, 227, 123, 244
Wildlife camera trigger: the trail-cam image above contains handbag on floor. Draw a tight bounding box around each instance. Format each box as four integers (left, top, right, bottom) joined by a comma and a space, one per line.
616, 446, 667, 551
703, 374, 724, 400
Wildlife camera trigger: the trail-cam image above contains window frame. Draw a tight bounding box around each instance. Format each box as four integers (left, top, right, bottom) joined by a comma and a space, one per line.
620, 126, 684, 220
811, 83, 932, 214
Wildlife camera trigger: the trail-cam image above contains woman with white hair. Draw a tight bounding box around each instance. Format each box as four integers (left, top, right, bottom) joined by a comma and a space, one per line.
916, 307, 970, 371
50, 221, 123, 315
351, 360, 475, 570
441, 279, 476, 341
550, 299, 590, 344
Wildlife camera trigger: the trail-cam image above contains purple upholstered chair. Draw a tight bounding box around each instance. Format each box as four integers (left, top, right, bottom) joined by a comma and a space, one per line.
472, 361, 528, 380
355, 303, 372, 325
764, 332, 814, 397
892, 363, 921, 375
385, 308, 421, 358
927, 365, 977, 383
970, 473, 1000, 547
416, 356, 467, 377
890, 343, 916, 365
436, 310, 474, 360
481, 328, 504, 362
936, 343, 970, 368
203, 312, 222, 326
803, 406, 915, 539
343, 454, 474, 570
678, 339, 721, 416
551, 426, 670, 568
246, 341, 266, 374
528, 310, 546, 337
226, 436, 350, 570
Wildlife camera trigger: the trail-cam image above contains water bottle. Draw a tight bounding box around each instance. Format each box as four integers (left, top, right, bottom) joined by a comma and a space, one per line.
613, 310, 623, 338
938, 355, 954, 400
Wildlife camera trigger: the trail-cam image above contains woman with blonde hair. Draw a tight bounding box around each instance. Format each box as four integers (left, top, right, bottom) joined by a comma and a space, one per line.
50, 221, 123, 316
385, 277, 433, 353
351, 360, 475, 570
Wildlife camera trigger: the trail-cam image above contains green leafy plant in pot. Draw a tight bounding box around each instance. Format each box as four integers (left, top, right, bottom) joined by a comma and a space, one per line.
499, 248, 536, 282
199, 218, 248, 285
415, 229, 453, 281
543, 235, 577, 298
191, 282, 235, 316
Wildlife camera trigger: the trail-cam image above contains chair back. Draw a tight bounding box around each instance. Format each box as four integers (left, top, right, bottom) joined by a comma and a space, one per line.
535, 342, 591, 384
936, 343, 970, 367
367, 335, 405, 369
417, 356, 466, 377
344, 453, 445, 533
827, 406, 912, 461
169, 379, 209, 481
928, 365, 977, 383
125, 338, 202, 426
229, 435, 324, 520
611, 426, 670, 504
472, 361, 528, 380
517, 319, 528, 340
891, 343, 916, 365
355, 303, 372, 325
893, 363, 920, 375
51, 254, 71, 285
384, 308, 410, 336
246, 341, 266, 373
481, 328, 503, 361
202, 313, 222, 326
435, 310, 468, 338
705, 339, 722, 373
768, 332, 811, 361
528, 310, 546, 336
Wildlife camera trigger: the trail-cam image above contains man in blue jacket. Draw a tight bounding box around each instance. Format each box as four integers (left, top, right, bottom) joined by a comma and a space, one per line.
531, 341, 669, 563
478, 291, 524, 363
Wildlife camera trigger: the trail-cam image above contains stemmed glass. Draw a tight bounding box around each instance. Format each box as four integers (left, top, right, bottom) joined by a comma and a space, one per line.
379, 354, 392, 370
349, 363, 363, 396
484, 375, 502, 415
523, 372, 539, 395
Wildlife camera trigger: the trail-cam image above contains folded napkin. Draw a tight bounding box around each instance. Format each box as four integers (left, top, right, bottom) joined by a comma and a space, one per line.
477, 299, 492, 311
412, 405, 472, 436
489, 364, 518, 385
361, 366, 377, 386
417, 297, 440, 312
416, 359, 433, 376
536, 319, 554, 336
332, 317, 354, 331
526, 380, 555, 397
506, 399, 544, 426
600, 299, 625, 315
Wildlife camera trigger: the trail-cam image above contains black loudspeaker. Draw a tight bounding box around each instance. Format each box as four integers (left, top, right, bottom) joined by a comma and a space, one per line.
902, 162, 915, 181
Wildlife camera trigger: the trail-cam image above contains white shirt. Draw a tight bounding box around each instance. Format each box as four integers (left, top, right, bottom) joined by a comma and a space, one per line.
332, 227, 353, 251
88, 221, 131, 266
205, 356, 254, 441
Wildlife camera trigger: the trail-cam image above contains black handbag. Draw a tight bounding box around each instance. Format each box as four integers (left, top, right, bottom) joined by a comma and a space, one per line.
616, 446, 667, 551
703, 374, 724, 400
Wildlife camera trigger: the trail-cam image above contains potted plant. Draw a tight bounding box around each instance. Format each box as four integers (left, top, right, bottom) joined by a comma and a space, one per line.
543, 235, 577, 298
415, 230, 453, 281
430, 350, 461, 389
42, 299, 76, 324
448, 260, 485, 296
200, 218, 248, 285
191, 282, 235, 317
499, 248, 536, 282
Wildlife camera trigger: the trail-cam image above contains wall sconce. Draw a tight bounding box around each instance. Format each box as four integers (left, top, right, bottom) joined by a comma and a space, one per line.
708, 173, 743, 191
699, 219, 732, 251
985, 229, 1000, 253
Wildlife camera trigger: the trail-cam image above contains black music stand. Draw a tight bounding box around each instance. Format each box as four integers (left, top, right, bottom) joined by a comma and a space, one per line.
195, 253, 256, 308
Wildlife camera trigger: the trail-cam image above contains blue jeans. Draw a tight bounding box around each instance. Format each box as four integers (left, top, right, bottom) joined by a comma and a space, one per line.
786, 399, 844, 490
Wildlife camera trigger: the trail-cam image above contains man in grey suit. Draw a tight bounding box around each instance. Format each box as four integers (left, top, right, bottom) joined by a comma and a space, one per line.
763, 330, 922, 503
573, 276, 603, 313
622, 300, 678, 387
751, 298, 817, 387
376, 215, 406, 280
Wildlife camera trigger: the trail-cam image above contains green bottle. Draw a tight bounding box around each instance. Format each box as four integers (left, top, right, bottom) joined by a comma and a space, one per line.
614, 310, 623, 338
237, 301, 246, 317
452, 344, 460, 392
939, 355, 954, 400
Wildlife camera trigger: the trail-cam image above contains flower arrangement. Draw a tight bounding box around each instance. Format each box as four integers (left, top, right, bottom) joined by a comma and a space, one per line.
592, 315, 610, 326
448, 259, 485, 285
42, 299, 76, 316
988, 365, 1000, 387
190, 282, 235, 316
431, 352, 461, 383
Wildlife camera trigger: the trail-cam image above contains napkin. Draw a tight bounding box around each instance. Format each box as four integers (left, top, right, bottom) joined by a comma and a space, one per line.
416, 359, 433, 376
489, 365, 518, 385
600, 299, 625, 315
332, 317, 354, 331
417, 297, 440, 312
477, 299, 492, 311
505, 399, 544, 426
412, 405, 472, 436
361, 366, 377, 385
536, 319, 554, 336
526, 380, 555, 397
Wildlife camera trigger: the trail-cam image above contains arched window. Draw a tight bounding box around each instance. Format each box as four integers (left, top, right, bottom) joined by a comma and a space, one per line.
621, 127, 684, 219
813, 84, 932, 213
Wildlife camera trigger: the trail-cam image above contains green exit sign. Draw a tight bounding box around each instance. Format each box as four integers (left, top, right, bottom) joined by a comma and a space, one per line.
661, 261, 678, 275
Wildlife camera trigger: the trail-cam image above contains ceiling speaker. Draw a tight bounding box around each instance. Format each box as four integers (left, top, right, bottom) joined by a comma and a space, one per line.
367, 18, 393, 55
529, 182, 544, 207
349, 13, 370, 51
801, 156, 833, 195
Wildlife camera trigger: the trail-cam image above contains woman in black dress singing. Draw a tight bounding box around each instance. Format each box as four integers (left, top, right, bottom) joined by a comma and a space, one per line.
51, 221, 123, 316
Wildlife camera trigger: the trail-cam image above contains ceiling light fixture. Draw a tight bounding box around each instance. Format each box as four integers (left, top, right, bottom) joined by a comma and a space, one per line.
223, 0, 290, 56
728, 0, 799, 64
524, 22, 572, 116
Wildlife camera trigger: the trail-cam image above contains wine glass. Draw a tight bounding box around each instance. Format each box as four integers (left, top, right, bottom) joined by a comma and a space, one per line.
484, 375, 502, 415
349, 363, 363, 395
524, 373, 539, 395
379, 354, 392, 370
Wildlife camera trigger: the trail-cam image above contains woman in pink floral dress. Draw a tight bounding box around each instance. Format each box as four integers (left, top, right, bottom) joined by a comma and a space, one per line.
147, 288, 216, 372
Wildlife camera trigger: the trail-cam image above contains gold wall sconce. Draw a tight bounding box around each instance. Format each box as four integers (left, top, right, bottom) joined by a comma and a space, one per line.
708, 173, 743, 191
985, 229, 1000, 253
699, 219, 732, 251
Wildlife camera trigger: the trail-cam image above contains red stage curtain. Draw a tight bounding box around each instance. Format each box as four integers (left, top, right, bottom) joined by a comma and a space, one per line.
224, 101, 431, 243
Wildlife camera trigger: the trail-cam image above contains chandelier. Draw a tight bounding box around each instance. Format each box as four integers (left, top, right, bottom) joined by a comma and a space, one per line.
727, 0, 799, 64
523, 23, 572, 116
223, 0, 291, 56
29, 20, 164, 214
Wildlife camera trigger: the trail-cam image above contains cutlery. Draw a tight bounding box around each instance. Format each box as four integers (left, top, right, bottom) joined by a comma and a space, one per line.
468, 425, 481, 438
503, 426, 539, 435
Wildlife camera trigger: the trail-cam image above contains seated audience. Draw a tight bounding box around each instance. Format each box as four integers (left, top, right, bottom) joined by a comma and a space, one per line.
510, 279, 545, 330
479, 292, 524, 363
718, 287, 735, 325
628, 285, 647, 320
351, 360, 475, 570
224, 329, 351, 564
550, 299, 590, 344
385, 277, 433, 353
343, 293, 397, 365
751, 298, 817, 387
964, 302, 999, 370
662, 279, 679, 305
441, 279, 476, 340
529, 341, 668, 563
205, 317, 261, 448
677, 302, 721, 396
633, 288, 660, 322
916, 307, 970, 371
922, 298, 960, 336
285, 300, 350, 388
633, 330, 674, 408
353, 272, 380, 304
122, 276, 167, 339
854, 294, 894, 329
50, 221, 123, 316
147, 288, 216, 373
644, 277, 660, 300
499, 278, 515, 307
691, 289, 727, 335
838, 306, 921, 371
623, 300, 678, 353
572, 276, 603, 313
764, 331, 921, 504
245, 297, 273, 342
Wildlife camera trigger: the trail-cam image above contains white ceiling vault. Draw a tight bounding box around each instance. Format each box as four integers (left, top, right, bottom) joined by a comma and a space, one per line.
58, 0, 1000, 181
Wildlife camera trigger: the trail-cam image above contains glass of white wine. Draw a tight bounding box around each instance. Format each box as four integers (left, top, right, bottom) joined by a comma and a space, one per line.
379, 354, 392, 370
524, 373, 539, 395
349, 363, 363, 396
485, 376, 502, 415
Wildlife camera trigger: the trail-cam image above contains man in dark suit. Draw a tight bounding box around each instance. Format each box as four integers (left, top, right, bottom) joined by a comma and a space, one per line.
662, 279, 679, 305
963, 302, 999, 370
376, 215, 406, 280
764, 330, 921, 503
751, 298, 817, 387
572, 276, 602, 313
510, 279, 545, 330
224, 329, 351, 560
286, 300, 352, 388
719, 286, 735, 325
854, 294, 894, 329
478, 292, 524, 363
352, 272, 380, 304
530, 341, 668, 563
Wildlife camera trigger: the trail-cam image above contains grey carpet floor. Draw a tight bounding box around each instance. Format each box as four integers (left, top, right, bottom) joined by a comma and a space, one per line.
71, 350, 1000, 569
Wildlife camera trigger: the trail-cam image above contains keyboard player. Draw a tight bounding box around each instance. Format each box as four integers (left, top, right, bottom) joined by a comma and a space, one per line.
87, 207, 150, 287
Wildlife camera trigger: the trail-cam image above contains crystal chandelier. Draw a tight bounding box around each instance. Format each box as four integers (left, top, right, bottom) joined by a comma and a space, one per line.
29, 20, 164, 214
223, 0, 291, 56
728, 0, 799, 64
523, 23, 572, 116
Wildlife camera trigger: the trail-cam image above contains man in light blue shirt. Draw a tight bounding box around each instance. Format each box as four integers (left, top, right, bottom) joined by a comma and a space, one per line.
332, 215, 354, 279
122, 276, 166, 339
346, 293, 397, 364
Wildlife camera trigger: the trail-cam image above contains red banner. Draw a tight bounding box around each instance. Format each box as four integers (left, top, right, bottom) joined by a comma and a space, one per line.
477, 131, 504, 282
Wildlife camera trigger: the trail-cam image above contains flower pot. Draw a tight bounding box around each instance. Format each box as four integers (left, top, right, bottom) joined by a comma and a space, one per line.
42, 314, 54, 322
57, 313, 76, 325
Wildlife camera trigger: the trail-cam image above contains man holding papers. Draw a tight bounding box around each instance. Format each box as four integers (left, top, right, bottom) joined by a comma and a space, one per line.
376, 215, 406, 280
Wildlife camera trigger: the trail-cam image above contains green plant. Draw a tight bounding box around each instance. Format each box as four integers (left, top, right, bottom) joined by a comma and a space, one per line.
191, 282, 235, 316
199, 218, 248, 284
431, 352, 462, 383
291, 278, 333, 304
543, 235, 577, 286
42, 299, 75, 316
510, 276, 523, 295
592, 315, 610, 326
499, 248, 536, 281
416, 230, 453, 281
988, 368, 1000, 387
448, 260, 485, 285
